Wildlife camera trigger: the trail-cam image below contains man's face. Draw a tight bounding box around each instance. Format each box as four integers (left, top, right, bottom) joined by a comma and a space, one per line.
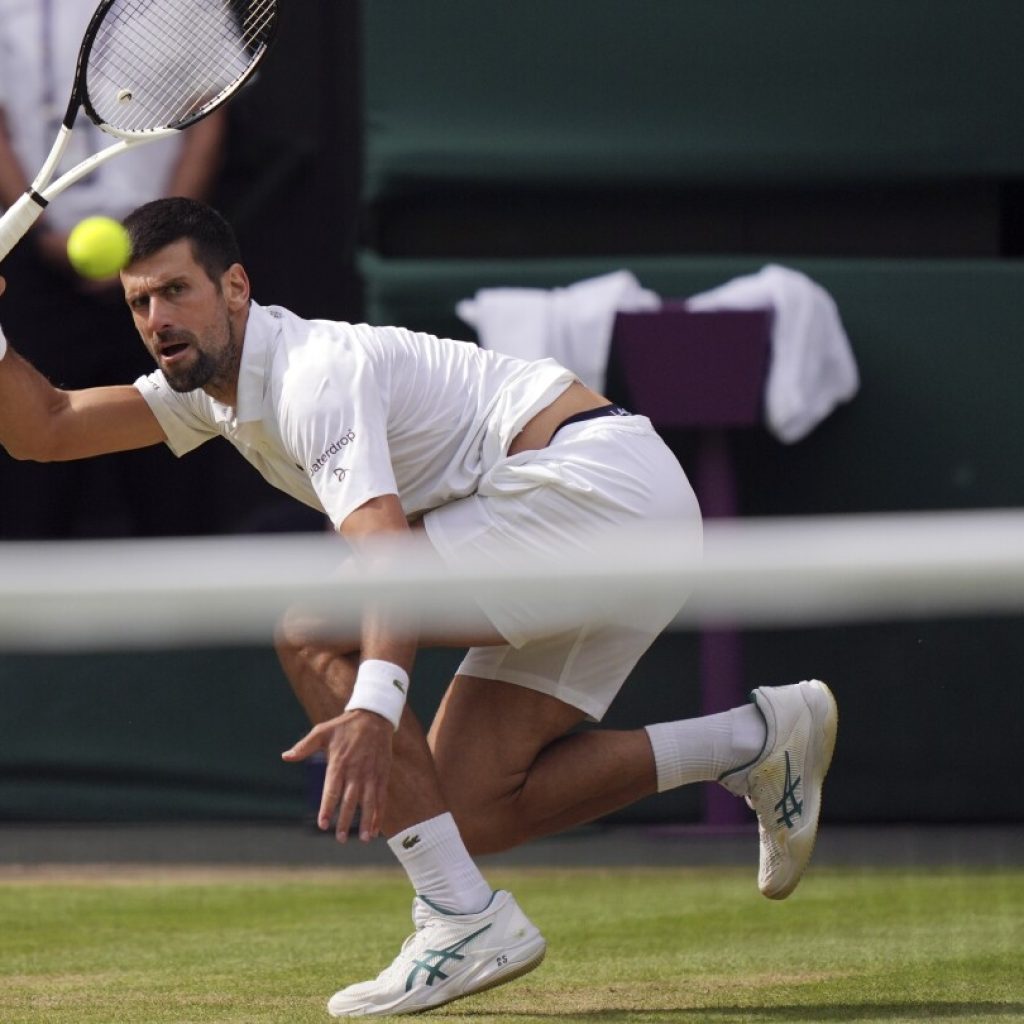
122, 239, 242, 399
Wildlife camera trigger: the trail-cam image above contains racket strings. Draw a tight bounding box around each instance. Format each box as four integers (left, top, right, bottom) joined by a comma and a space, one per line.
96, 0, 272, 124
86, 0, 277, 133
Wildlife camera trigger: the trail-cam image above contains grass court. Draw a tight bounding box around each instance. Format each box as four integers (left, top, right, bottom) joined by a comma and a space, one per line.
1, 864, 1021, 1023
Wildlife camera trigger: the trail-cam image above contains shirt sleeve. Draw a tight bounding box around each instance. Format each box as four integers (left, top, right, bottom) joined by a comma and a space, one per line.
277, 341, 399, 528
133, 371, 218, 456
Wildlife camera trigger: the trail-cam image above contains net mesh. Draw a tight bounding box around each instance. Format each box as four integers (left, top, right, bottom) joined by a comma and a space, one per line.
85, 0, 277, 132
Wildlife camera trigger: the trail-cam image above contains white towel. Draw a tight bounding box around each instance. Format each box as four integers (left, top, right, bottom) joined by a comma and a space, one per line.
456, 270, 660, 392
685, 264, 859, 443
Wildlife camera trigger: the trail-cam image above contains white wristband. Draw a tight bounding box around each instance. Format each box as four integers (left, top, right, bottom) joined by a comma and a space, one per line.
0, 324, 7, 361
345, 659, 409, 730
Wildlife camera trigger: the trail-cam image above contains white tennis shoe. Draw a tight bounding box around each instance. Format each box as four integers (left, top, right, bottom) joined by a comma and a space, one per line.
719, 679, 838, 900
326, 890, 546, 1017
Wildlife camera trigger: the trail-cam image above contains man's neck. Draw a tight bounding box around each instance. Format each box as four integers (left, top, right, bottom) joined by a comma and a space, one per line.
202, 303, 250, 408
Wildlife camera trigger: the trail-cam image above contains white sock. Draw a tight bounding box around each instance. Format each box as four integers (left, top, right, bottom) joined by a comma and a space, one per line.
644, 703, 766, 792
388, 812, 493, 915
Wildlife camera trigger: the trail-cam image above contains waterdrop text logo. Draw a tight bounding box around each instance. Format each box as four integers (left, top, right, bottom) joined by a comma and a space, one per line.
309, 430, 355, 476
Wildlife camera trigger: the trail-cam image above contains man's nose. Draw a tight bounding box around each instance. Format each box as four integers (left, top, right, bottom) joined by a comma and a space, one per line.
146, 295, 174, 331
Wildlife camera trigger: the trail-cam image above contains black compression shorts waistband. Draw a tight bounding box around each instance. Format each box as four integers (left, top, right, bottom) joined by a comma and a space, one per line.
549, 403, 633, 443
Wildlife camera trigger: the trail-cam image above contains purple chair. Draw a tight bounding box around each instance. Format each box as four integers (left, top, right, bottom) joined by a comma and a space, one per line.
610, 306, 772, 827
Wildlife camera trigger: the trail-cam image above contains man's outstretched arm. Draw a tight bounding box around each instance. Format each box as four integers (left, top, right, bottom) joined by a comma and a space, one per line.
283, 492, 420, 841
0, 277, 166, 461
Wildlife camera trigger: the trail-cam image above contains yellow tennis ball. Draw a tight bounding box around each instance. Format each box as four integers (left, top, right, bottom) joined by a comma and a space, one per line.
66, 216, 132, 279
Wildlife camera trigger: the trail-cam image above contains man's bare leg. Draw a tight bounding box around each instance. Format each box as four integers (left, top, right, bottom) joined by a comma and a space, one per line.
429, 670, 836, 909
428, 675, 767, 855
277, 621, 763, 859
275, 628, 447, 836
277, 631, 550, 1017
276, 624, 508, 917
428, 675, 658, 854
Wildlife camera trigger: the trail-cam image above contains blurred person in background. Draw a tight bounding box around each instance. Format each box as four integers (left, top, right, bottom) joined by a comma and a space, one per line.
0, 0, 226, 537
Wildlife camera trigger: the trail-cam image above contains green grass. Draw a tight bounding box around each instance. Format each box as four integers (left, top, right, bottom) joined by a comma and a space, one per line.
0, 866, 1021, 1023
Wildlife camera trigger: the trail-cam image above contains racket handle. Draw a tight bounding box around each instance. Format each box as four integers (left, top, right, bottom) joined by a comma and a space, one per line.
0, 191, 47, 265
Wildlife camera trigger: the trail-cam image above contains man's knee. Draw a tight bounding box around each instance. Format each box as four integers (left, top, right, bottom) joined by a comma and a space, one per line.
273, 630, 305, 678
274, 611, 359, 675
429, 675, 586, 854
274, 613, 362, 722
274, 631, 328, 685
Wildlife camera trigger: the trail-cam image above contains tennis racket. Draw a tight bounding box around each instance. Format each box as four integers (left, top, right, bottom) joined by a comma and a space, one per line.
0, 0, 279, 264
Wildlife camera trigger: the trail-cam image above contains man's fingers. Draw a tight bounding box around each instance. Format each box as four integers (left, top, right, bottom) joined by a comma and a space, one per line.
318, 755, 348, 832
336, 781, 362, 843
282, 713, 394, 841
361, 780, 388, 842
281, 723, 325, 762
356, 784, 378, 844
319, 782, 340, 833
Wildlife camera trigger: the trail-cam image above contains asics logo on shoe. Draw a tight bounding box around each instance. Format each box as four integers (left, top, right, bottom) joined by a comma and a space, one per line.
405, 924, 493, 991
774, 750, 803, 828
401, 834, 421, 850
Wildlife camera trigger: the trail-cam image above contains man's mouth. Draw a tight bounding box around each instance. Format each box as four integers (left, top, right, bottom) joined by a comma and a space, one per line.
156, 336, 192, 365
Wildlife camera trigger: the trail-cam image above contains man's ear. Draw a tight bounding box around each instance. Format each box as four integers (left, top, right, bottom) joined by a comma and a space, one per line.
222, 262, 251, 312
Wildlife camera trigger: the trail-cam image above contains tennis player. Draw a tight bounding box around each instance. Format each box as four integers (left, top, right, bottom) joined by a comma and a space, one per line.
0, 198, 838, 1018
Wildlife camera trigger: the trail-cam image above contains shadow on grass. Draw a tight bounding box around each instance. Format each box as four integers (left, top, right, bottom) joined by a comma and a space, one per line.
692, 1006, 1021, 1021
447, 1003, 1024, 1021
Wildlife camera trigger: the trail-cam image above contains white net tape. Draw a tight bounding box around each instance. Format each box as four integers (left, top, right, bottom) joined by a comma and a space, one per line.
1, 509, 1023, 650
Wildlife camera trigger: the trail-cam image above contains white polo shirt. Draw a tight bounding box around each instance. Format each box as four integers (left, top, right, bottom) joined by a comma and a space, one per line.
134, 302, 575, 527
0, 0, 184, 232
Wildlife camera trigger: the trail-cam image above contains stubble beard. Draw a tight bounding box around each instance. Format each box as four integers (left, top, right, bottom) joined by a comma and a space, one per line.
162, 312, 239, 395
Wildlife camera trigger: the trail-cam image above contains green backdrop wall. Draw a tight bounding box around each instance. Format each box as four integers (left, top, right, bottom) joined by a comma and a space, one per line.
2, 1, 1022, 826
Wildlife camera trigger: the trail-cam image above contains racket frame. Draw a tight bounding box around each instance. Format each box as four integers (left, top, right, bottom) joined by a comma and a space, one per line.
0, 0, 278, 262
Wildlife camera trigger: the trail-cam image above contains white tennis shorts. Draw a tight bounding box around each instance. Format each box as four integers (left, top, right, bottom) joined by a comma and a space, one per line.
422, 414, 701, 720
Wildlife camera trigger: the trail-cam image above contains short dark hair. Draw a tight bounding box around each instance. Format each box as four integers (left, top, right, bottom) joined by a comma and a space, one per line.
123, 197, 242, 283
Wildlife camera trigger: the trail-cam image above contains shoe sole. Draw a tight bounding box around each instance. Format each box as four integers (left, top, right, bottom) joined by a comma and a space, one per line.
329, 936, 547, 1017
762, 679, 838, 900
450, 940, 548, 1003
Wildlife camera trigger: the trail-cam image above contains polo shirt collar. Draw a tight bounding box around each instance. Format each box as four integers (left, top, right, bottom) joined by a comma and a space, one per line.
233, 301, 277, 424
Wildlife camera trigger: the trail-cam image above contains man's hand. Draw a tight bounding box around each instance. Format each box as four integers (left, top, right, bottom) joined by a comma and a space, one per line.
282, 709, 394, 842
